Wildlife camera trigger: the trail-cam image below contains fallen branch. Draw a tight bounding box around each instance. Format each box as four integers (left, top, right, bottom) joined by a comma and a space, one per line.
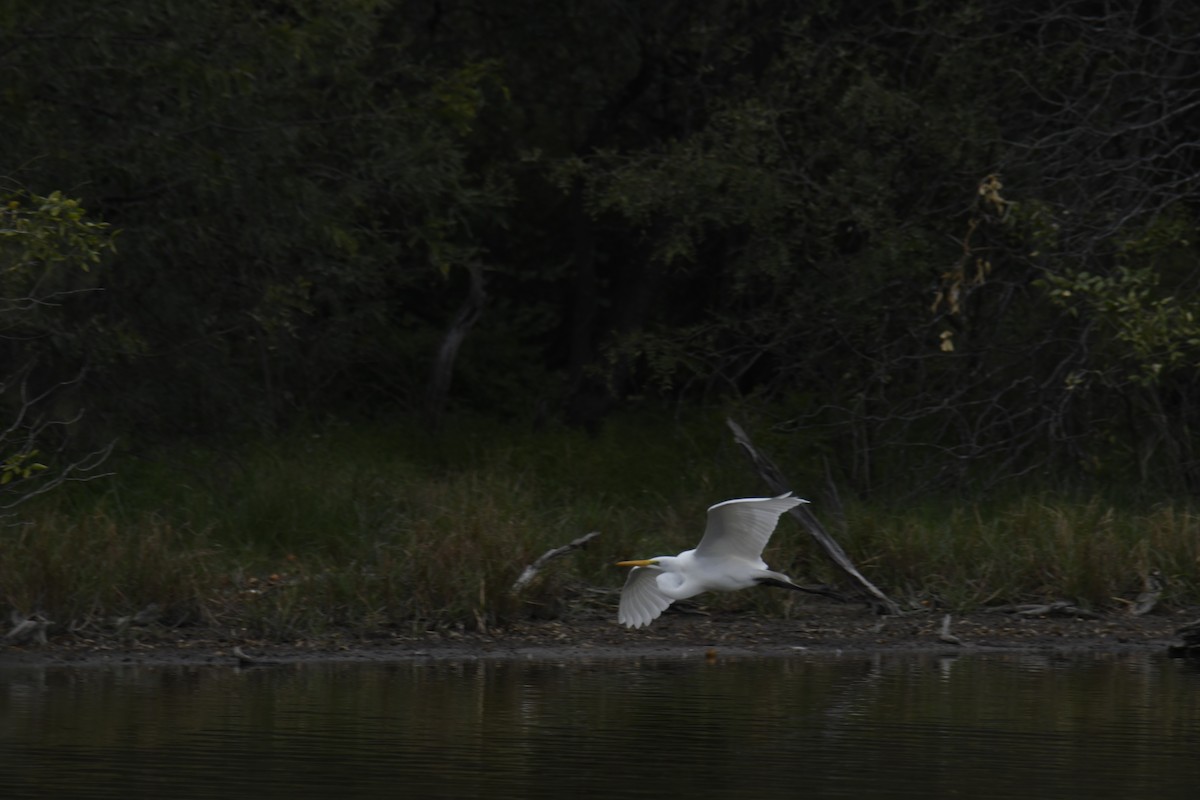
232, 645, 281, 667
994, 601, 1101, 619
726, 418, 902, 615
5, 611, 52, 645
511, 531, 601, 594
1131, 569, 1165, 617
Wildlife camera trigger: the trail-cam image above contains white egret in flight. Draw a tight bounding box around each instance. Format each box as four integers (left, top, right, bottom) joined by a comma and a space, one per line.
616, 492, 826, 628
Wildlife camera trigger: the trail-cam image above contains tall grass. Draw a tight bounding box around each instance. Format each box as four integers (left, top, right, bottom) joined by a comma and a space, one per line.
2, 511, 215, 627
840, 496, 1200, 610
2, 413, 1198, 640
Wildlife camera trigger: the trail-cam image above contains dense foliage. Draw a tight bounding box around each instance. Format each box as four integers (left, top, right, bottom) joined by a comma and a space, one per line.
3, 0, 1200, 497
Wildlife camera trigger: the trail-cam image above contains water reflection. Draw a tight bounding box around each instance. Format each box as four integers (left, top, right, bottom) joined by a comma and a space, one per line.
3, 652, 1199, 799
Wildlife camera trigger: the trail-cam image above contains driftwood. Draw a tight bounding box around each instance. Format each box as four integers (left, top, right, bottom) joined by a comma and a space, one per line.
726, 418, 901, 615
1129, 568, 1165, 617
114, 602, 162, 633
5, 611, 52, 645
511, 531, 601, 594
992, 601, 1101, 619
937, 614, 964, 646
232, 646, 282, 667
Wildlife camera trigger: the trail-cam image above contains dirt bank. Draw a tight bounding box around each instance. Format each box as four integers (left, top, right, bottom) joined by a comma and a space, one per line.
2, 601, 1195, 668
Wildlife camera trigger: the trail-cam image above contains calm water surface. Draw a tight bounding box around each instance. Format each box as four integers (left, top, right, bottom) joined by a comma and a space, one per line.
3, 652, 1199, 799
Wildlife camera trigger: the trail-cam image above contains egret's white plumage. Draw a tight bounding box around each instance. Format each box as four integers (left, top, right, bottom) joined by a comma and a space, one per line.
616, 492, 811, 629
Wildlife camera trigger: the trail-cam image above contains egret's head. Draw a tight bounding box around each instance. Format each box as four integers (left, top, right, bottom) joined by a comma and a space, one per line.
615, 558, 659, 568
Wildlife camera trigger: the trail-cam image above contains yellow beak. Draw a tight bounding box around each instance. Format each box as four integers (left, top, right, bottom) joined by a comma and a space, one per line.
616, 559, 658, 567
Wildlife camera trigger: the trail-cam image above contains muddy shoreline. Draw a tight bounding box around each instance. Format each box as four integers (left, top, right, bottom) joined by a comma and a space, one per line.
3, 601, 1195, 668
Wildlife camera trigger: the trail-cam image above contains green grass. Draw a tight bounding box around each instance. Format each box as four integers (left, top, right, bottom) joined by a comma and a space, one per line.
2, 411, 1198, 640
835, 497, 1200, 610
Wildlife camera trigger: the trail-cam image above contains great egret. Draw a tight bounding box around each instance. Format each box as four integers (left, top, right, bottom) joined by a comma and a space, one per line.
616, 492, 823, 629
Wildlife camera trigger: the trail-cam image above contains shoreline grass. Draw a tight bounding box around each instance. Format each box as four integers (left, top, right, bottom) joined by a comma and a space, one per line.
3, 413, 1198, 641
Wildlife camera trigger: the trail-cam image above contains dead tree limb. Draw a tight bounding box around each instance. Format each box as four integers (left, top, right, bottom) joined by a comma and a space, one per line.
426, 261, 486, 430
726, 418, 901, 615
0, 363, 114, 517
511, 531, 601, 594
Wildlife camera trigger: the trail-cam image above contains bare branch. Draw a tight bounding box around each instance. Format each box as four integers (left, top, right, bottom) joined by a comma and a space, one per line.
511, 531, 601, 594
726, 418, 901, 615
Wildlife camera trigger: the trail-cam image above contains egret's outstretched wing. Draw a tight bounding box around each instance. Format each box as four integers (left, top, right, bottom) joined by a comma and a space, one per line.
619, 567, 674, 628
693, 493, 807, 562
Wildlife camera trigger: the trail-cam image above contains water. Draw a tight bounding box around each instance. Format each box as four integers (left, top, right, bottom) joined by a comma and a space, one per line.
3, 652, 1199, 799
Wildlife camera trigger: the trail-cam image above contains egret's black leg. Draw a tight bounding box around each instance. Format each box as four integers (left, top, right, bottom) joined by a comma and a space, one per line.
755, 576, 847, 602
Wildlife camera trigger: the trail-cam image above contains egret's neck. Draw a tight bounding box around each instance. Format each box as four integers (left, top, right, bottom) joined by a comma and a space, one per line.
648, 555, 703, 600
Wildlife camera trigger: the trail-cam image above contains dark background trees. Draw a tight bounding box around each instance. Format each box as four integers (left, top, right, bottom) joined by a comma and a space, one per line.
3, 0, 1199, 497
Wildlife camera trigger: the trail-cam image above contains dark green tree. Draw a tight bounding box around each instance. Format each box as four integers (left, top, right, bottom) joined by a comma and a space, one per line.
4, 0, 1199, 495
1, 1, 510, 433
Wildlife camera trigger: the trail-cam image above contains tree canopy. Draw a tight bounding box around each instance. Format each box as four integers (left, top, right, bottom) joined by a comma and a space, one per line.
3, 0, 1199, 496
